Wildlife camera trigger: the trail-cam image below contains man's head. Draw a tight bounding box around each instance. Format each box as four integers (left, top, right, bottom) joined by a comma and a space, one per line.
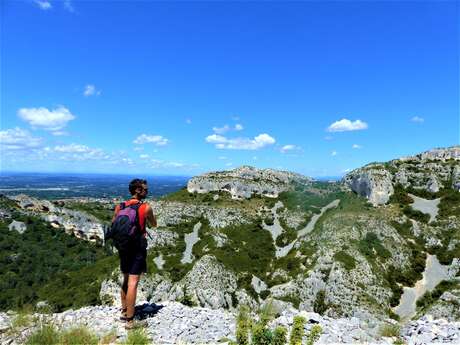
129, 178, 148, 199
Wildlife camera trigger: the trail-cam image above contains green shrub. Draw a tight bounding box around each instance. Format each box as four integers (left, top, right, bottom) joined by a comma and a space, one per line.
306, 324, 322, 345
403, 206, 430, 224
272, 326, 287, 345
25, 324, 60, 345
258, 299, 277, 326
333, 251, 356, 270
358, 232, 391, 261
313, 290, 328, 315
389, 184, 413, 206
59, 326, 98, 345
379, 323, 400, 337
289, 315, 306, 345
251, 324, 273, 345
236, 306, 251, 345
416, 280, 459, 311
122, 328, 150, 345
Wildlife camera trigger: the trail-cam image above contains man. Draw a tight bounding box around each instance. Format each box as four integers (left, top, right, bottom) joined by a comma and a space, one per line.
112, 178, 157, 329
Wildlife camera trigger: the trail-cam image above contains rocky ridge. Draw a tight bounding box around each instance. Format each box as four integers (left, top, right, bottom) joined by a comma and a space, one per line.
1, 302, 459, 344
343, 146, 460, 205
187, 165, 312, 199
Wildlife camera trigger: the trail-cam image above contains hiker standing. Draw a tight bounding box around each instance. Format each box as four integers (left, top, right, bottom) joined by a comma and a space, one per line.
111, 178, 157, 329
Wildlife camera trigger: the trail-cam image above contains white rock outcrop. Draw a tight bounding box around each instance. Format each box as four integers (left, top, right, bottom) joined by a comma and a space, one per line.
187, 165, 311, 199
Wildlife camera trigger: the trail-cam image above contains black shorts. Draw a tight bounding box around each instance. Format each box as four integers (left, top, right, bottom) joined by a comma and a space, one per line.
119, 238, 147, 275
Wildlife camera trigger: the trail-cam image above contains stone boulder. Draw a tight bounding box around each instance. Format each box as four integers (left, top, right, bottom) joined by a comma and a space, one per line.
343, 168, 394, 206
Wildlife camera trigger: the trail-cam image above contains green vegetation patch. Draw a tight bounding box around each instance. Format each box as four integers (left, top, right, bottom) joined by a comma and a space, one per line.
0, 216, 115, 312
65, 201, 113, 224
358, 232, 391, 262
279, 181, 342, 214
333, 251, 356, 270
416, 280, 460, 312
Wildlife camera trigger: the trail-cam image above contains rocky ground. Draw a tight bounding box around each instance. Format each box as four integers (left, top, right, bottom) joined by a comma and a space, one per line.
1, 302, 459, 344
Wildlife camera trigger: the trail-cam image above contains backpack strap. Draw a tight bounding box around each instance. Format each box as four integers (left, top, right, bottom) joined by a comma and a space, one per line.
119, 202, 126, 210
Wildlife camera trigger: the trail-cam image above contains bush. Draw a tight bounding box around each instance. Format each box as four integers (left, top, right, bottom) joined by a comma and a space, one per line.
25, 324, 60, 345
122, 328, 150, 345
236, 306, 251, 345
389, 184, 413, 206
313, 290, 328, 315
358, 232, 391, 261
403, 206, 430, 224
289, 315, 306, 345
333, 251, 356, 270
272, 326, 287, 345
258, 299, 277, 326
306, 324, 322, 345
379, 323, 400, 337
59, 326, 98, 345
416, 280, 459, 311
251, 324, 273, 345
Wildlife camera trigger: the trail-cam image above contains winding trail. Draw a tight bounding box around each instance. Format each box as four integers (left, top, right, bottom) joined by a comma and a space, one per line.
263, 199, 340, 258
181, 222, 201, 264
394, 254, 449, 320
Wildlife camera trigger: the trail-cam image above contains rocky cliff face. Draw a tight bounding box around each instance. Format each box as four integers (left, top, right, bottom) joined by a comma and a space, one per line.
343, 146, 460, 205
6, 194, 105, 243
187, 165, 312, 199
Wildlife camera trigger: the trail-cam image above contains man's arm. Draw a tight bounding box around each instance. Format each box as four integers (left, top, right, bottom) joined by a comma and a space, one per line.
111, 204, 120, 223
145, 204, 157, 228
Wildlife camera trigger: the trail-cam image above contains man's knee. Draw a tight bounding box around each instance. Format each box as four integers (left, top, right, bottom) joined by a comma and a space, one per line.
128, 275, 140, 288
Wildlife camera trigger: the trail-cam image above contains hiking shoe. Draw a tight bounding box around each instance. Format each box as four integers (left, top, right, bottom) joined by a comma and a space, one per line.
125, 318, 147, 330
120, 308, 128, 322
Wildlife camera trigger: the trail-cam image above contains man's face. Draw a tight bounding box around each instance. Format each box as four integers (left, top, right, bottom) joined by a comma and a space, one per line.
137, 183, 148, 199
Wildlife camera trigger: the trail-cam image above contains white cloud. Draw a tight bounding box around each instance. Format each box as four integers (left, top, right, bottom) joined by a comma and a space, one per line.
139, 154, 150, 159
411, 116, 424, 123
51, 131, 68, 136
83, 84, 101, 97
342, 168, 352, 173
63, 0, 75, 12
331, 150, 338, 156
218, 156, 228, 160
231, 115, 240, 121
133, 147, 144, 151
280, 144, 300, 153
326, 118, 368, 132
352, 144, 362, 149
34, 0, 52, 10
253, 156, 258, 160
206, 133, 275, 150
213, 123, 244, 134
54, 144, 93, 153
213, 124, 231, 134
18, 106, 76, 131
0, 128, 43, 151
324, 135, 333, 141
133, 134, 169, 146
185, 118, 192, 124
226, 162, 233, 166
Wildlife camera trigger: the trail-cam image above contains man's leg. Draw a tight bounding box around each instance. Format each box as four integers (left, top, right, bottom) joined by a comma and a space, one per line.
121, 273, 129, 312
126, 274, 141, 318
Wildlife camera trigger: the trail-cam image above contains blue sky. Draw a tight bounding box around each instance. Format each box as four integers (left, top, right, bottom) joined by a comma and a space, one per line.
1, 0, 458, 177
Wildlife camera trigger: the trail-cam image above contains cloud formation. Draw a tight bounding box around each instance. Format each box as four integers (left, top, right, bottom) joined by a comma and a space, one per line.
280, 144, 300, 153
352, 144, 362, 149
327, 118, 368, 132
18, 106, 76, 132
206, 133, 275, 150
34, 0, 52, 10
0, 128, 43, 151
133, 134, 169, 146
411, 116, 424, 123
212, 123, 244, 134
83, 84, 101, 97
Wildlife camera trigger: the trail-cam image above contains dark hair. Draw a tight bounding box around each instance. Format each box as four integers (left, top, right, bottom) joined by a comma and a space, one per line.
129, 178, 147, 195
